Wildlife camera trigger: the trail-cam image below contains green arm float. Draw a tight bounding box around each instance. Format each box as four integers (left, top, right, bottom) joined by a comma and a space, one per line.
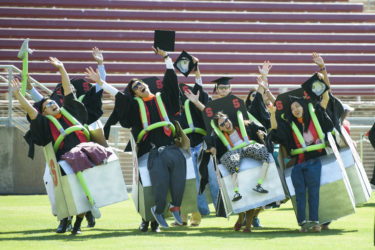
136, 121, 176, 143
76, 171, 94, 205
308, 103, 325, 140
291, 121, 306, 148
134, 97, 149, 129
211, 120, 231, 151
155, 92, 170, 122
247, 111, 262, 127
237, 111, 250, 143
20, 52, 28, 96
53, 126, 89, 153
78, 94, 85, 102
183, 99, 207, 136
290, 143, 326, 156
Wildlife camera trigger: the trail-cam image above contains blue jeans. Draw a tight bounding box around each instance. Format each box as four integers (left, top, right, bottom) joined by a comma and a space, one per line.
291, 158, 322, 224
191, 143, 219, 215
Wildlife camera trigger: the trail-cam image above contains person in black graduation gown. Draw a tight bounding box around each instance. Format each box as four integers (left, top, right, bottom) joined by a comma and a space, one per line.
85, 47, 186, 229
11, 57, 90, 235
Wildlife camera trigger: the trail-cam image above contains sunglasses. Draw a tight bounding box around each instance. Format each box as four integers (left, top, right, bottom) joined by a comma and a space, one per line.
132, 82, 142, 91
43, 100, 57, 111
219, 118, 230, 127
218, 85, 230, 91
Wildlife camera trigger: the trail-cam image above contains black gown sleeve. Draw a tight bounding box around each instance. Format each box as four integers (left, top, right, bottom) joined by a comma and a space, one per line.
82, 88, 103, 124
160, 69, 181, 116
30, 114, 53, 147
63, 93, 88, 125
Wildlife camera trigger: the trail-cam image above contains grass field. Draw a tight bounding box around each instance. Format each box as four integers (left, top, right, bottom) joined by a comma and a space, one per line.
0, 194, 374, 250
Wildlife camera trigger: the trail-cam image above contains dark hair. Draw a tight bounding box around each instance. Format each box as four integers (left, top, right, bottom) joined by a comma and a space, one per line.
213, 111, 228, 128
245, 88, 257, 107
287, 97, 311, 132
126, 78, 143, 97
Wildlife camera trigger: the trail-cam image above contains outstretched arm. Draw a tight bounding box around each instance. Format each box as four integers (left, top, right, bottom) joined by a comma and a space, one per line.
312, 52, 331, 91
48, 57, 71, 96
85, 66, 119, 96
184, 89, 205, 111
257, 60, 272, 92
92, 47, 105, 92
268, 105, 277, 130
192, 56, 202, 85
257, 76, 276, 104
11, 78, 38, 120
26, 74, 43, 102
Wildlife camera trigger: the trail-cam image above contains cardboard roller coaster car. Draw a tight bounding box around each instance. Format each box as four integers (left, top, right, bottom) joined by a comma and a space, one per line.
202, 95, 286, 216
43, 111, 128, 221
130, 133, 198, 221
274, 87, 370, 224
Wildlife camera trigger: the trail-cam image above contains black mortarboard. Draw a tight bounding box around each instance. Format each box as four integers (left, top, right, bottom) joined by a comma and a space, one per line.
174, 50, 196, 77
212, 77, 232, 93
301, 73, 329, 100
154, 30, 175, 52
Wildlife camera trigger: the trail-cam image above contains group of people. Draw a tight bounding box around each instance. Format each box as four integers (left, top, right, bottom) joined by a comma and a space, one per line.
11, 45, 359, 235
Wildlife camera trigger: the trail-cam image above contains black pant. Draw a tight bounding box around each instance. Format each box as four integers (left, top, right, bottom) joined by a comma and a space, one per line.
147, 144, 187, 214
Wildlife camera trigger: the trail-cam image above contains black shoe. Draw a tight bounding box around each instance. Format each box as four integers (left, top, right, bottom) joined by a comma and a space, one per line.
232, 192, 242, 202
71, 216, 84, 235
139, 219, 149, 232
56, 218, 69, 233
85, 211, 96, 228
151, 220, 160, 233
66, 218, 72, 231
253, 184, 268, 194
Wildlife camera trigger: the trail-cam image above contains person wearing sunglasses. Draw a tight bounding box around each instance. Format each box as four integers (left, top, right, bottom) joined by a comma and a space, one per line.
11, 57, 95, 235
85, 46, 187, 230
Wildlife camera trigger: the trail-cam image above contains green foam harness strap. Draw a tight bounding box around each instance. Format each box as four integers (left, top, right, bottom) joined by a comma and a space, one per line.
290, 103, 326, 156
247, 111, 263, 127
210, 111, 255, 151
78, 94, 85, 102
183, 99, 207, 136
134, 92, 176, 143
45, 107, 90, 153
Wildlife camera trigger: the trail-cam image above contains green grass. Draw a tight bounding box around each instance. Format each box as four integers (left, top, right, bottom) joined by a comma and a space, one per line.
0, 194, 374, 250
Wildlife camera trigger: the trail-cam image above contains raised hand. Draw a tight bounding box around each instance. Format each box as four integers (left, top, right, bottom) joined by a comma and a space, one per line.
26, 74, 33, 91
192, 56, 199, 65
85, 67, 103, 86
267, 105, 276, 114
184, 89, 200, 103
312, 52, 325, 68
48, 57, 64, 69
256, 75, 268, 90
92, 47, 103, 65
152, 46, 168, 58
11, 78, 22, 95
258, 60, 272, 76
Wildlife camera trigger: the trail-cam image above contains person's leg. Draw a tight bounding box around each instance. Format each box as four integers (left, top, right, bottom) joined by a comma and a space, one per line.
139, 218, 150, 232
207, 157, 219, 208
191, 144, 210, 215
190, 212, 201, 226
148, 148, 170, 228
291, 162, 307, 226
244, 209, 257, 232
71, 213, 85, 235
234, 212, 245, 231
305, 159, 322, 223
220, 150, 241, 201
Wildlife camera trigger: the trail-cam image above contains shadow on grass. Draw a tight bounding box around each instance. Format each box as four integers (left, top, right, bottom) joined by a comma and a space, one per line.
359, 202, 375, 208
0, 226, 357, 241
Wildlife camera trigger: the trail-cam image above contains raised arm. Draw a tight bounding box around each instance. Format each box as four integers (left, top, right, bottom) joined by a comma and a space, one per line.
312, 52, 331, 91
268, 105, 277, 130
11, 78, 38, 120
85, 66, 119, 96
184, 89, 205, 112
26, 74, 43, 102
257, 76, 276, 104
48, 57, 71, 96
257, 60, 272, 92
92, 47, 105, 93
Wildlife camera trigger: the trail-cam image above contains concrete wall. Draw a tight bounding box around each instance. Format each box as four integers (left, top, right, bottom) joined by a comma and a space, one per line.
0, 126, 45, 194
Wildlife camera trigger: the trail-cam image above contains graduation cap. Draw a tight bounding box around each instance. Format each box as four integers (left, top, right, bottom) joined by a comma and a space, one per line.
174, 50, 196, 77
154, 30, 175, 52
212, 77, 232, 93
301, 73, 329, 100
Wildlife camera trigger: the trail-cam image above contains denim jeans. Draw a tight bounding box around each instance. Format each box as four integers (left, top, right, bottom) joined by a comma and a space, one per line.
191, 143, 219, 215
291, 158, 322, 224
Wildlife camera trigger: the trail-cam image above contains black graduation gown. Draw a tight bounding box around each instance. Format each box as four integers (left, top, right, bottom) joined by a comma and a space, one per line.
30, 93, 88, 161
246, 92, 271, 130
104, 69, 181, 158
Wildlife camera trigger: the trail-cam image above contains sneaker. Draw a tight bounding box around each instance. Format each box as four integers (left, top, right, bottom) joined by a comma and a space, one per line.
139, 219, 149, 232
85, 211, 96, 228
299, 227, 308, 233
151, 220, 161, 233
71, 216, 84, 235
56, 218, 69, 233
321, 224, 329, 230
252, 217, 263, 228
253, 184, 268, 194
232, 192, 242, 202
151, 206, 168, 228
301, 220, 319, 229
169, 203, 183, 225
234, 222, 242, 231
